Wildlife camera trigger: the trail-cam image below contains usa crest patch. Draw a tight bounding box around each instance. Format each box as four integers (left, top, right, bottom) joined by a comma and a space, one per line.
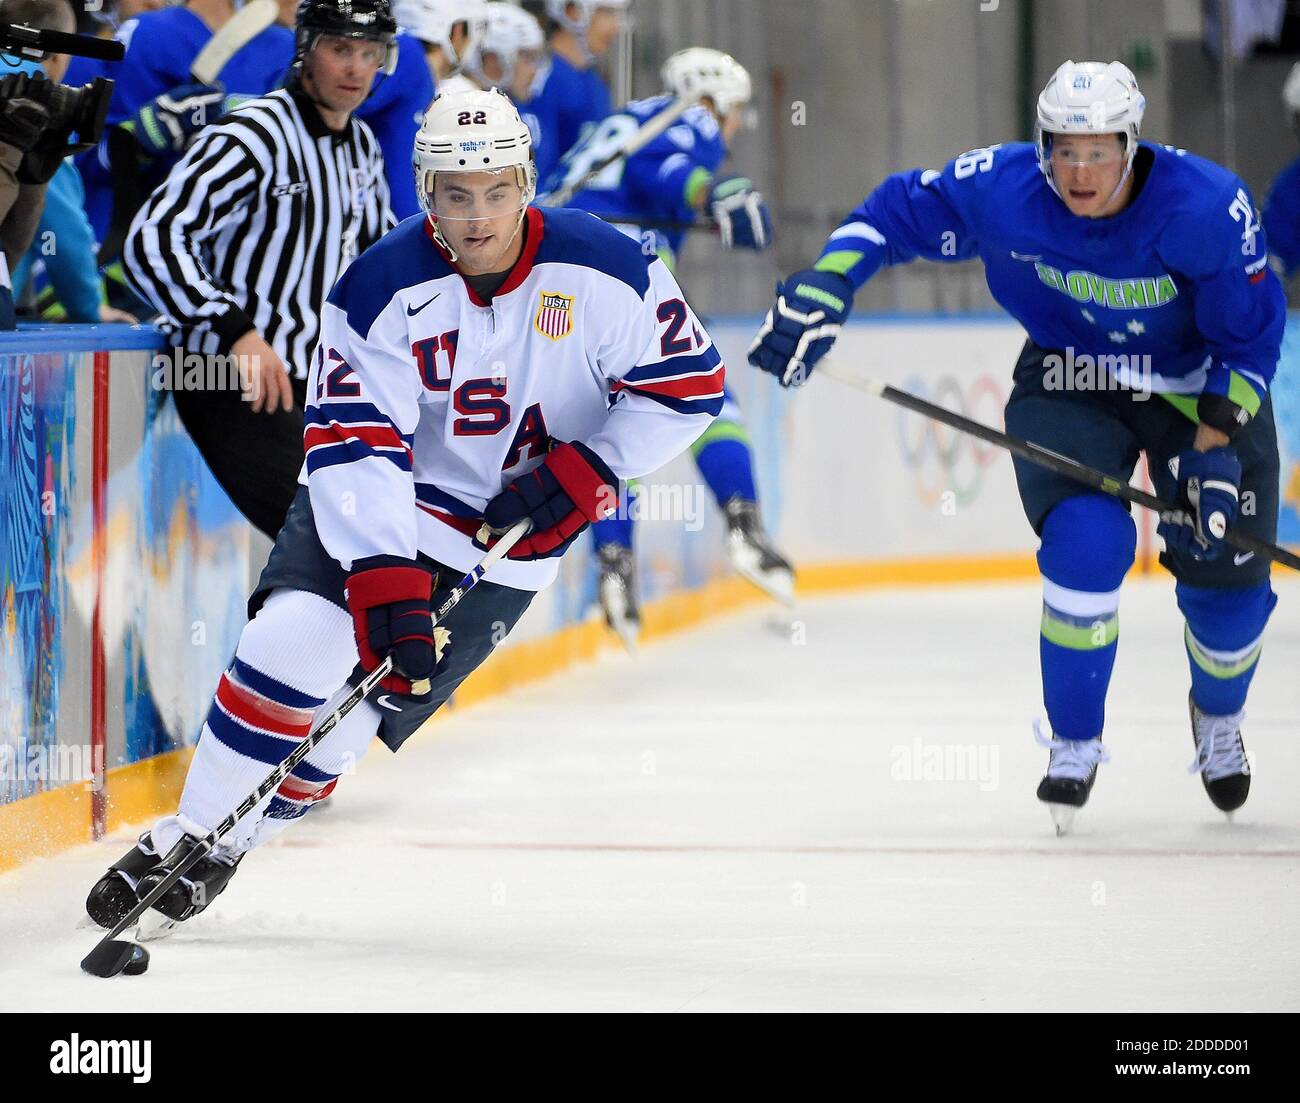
534, 291, 574, 340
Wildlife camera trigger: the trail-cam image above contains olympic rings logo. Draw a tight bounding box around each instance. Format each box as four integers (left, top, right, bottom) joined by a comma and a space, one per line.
896, 372, 1007, 508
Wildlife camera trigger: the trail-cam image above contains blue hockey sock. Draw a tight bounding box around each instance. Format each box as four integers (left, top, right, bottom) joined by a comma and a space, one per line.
1177, 581, 1276, 715
590, 484, 637, 551
1036, 495, 1136, 741
692, 422, 757, 506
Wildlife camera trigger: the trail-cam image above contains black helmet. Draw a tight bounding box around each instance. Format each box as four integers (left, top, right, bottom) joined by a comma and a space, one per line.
292, 0, 399, 77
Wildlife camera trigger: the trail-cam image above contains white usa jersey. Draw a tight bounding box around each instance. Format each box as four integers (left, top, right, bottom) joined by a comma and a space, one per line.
303, 206, 724, 590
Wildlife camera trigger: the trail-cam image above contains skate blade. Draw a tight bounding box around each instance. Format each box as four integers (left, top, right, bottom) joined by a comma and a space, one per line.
1046, 803, 1078, 837
730, 553, 795, 605
599, 583, 641, 655
134, 909, 178, 942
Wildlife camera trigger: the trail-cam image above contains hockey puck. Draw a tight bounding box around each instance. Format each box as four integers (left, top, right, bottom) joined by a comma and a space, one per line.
122, 944, 150, 975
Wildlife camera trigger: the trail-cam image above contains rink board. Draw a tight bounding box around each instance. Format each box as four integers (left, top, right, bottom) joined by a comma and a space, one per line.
3, 315, 1298, 872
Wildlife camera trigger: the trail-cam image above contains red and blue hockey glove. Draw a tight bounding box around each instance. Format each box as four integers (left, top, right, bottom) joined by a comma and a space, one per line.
709, 175, 772, 251
480, 441, 617, 560
1157, 445, 1242, 561
747, 268, 853, 387
344, 557, 449, 697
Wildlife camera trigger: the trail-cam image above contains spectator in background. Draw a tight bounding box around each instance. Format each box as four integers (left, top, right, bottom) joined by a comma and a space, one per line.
524, 0, 625, 184
2, 0, 135, 322
0, 0, 79, 325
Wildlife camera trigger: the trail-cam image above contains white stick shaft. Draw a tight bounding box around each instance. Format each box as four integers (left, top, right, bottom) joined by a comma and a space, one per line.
191, 0, 279, 84
545, 97, 693, 207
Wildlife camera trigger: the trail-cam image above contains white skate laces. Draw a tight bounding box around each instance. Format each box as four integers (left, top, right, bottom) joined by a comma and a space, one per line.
1188, 707, 1249, 782
1033, 719, 1109, 781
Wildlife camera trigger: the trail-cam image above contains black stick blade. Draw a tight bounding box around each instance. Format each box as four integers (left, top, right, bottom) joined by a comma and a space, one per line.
81, 939, 140, 978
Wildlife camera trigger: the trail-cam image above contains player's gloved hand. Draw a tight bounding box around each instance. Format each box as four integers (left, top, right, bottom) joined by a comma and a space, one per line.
344, 557, 450, 698
479, 441, 618, 560
747, 268, 853, 387
126, 83, 242, 157
1157, 446, 1242, 561
709, 175, 772, 250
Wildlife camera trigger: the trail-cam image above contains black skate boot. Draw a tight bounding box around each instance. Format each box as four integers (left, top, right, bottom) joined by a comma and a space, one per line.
85, 831, 164, 929
1034, 724, 1108, 836
133, 837, 244, 923
596, 541, 641, 652
1188, 694, 1250, 816
723, 496, 795, 604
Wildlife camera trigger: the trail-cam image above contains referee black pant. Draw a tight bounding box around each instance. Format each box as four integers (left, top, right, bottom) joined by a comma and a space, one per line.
172, 378, 306, 541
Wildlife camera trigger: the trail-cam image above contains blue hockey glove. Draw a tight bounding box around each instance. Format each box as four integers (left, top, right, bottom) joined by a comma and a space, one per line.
709, 175, 772, 250
127, 83, 245, 157
747, 268, 853, 387
1157, 445, 1242, 561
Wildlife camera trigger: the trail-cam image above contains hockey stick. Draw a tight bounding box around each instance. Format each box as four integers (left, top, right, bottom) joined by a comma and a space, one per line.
190, 0, 279, 84
81, 519, 530, 978
818, 360, 1300, 573
543, 96, 693, 208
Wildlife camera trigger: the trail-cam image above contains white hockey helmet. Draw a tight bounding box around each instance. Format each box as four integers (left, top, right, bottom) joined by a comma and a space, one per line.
465, 3, 544, 92
392, 0, 489, 71
544, 0, 630, 31
1035, 60, 1145, 202
1284, 61, 1300, 113
544, 0, 629, 60
414, 88, 536, 259
661, 47, 753, 118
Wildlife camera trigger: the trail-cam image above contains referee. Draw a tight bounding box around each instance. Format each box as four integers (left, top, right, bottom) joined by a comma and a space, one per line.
124, 0, 397, 538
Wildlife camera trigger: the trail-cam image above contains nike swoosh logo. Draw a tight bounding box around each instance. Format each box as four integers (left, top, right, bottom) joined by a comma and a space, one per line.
1010, 251, 1042, 261
376, 695, 403, 712
1233, 551, 1255, 566
406, 293, 440, 316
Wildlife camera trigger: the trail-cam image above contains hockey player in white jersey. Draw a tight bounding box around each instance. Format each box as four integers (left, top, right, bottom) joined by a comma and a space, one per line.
85, 88, 724, 931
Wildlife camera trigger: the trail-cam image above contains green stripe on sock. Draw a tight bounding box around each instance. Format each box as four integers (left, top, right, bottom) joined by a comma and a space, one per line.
690, 419, 750, 455
1040, 608, 1118, 650
814, 250, 864, 277
1184, 624, 1262, 679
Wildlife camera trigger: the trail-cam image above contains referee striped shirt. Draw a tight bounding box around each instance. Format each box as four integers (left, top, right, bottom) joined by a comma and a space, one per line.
125, 87, 394, 381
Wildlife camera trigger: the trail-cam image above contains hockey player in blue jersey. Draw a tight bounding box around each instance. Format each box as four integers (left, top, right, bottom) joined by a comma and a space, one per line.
1263, 62, 1300, 280
84, 88, 724, 932
544, 47, 789, 647
460, 0, 545, 146
524, 0, 625, 186
72, 0, 296, 248
749, 61, 1285, 833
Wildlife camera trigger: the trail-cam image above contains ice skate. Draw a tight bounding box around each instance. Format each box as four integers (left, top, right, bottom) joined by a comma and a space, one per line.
1188, 694, 1250, 817
1034, 722, 1108, 835
133, 837, 244, 923
723, 496, 795, 604
597, 542, 641, 653
84, 831, 164, 930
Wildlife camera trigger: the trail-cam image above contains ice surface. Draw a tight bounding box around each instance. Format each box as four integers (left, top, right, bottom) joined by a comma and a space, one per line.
2, 577, 1297, 1011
